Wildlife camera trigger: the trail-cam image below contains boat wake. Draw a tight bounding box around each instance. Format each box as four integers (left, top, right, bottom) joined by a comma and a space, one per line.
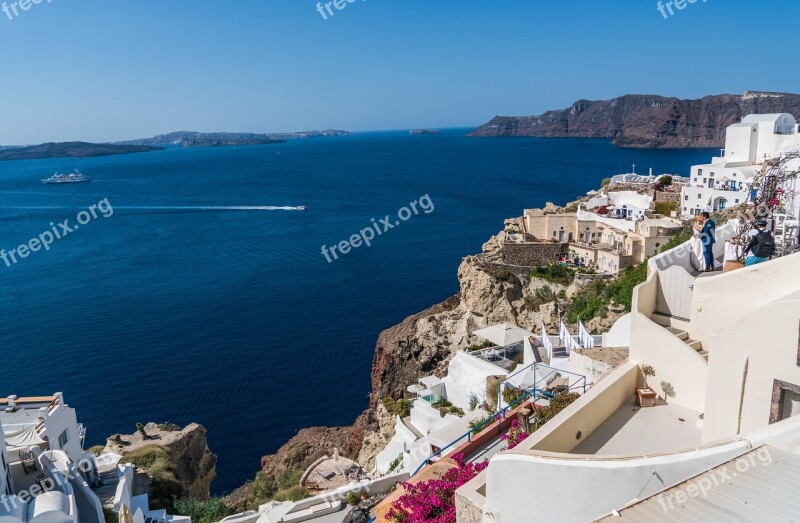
3, 205, 305, 212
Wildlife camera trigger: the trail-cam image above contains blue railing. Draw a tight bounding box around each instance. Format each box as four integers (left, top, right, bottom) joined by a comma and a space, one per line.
409, 384, 547, 477
498, 362, 587, 409
406, 364, 587, 478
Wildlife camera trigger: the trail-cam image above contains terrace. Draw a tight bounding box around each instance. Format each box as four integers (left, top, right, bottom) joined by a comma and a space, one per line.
571, 399, 702, 455
467, 341, 523, 371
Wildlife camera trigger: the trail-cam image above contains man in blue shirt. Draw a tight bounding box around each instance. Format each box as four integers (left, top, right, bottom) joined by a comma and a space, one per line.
700, 212, 716, 272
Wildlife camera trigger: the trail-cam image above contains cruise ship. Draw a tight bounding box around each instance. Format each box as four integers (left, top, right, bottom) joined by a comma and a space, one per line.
42, 170, 91, 184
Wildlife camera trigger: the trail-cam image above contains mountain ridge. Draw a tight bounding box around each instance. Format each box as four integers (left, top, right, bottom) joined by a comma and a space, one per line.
469, 91, 800, 148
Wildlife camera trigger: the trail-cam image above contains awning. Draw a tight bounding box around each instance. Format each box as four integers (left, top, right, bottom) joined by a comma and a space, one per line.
4, 426, 46, 448
473, 324, 534, 348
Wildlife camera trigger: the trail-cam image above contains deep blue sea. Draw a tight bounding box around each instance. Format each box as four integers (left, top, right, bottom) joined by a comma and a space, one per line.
0, 130, 715, 493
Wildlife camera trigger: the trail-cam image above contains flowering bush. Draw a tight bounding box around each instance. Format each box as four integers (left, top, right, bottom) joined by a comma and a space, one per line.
499, 419, 529, 450
386, 454, 488, 522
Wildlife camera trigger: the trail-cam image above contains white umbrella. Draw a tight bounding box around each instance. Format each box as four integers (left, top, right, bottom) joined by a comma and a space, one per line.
474, 323, 535, 361
473, 323, 534, 348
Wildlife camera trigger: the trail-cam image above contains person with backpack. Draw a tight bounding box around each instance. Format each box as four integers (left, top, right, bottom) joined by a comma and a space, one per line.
744, 219, 776, 266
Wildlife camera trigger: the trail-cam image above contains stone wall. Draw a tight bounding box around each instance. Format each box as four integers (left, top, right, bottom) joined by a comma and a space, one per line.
502, 242, 568, 267
654, 191, 681, 203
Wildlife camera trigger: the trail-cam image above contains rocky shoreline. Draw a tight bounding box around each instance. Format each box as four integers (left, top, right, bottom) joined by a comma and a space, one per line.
225, 215, 626, 510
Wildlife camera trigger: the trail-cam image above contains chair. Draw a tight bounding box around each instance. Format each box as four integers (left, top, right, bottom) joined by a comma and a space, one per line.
20, 452, 37, 474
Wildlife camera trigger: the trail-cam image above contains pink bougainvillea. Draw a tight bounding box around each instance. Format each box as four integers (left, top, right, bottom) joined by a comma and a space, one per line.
499, 419, 529, 450
386, 454, 488, 522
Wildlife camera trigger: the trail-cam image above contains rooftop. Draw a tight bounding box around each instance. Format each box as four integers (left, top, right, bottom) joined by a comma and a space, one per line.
571, 399, 702, 455
598, 446, 800, 522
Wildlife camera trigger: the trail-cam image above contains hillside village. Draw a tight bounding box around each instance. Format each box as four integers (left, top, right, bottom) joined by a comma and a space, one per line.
2, 112, 800, 523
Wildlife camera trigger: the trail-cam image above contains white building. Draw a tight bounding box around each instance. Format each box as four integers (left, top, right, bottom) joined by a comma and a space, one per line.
456, 222, 800, 522
680, 113, 800, 217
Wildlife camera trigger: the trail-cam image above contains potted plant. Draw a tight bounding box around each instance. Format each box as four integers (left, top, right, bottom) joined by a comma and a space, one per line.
636, 365, 657, 407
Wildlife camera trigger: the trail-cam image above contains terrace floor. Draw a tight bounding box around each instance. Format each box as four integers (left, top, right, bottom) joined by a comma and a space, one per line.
571, 398, 702, 455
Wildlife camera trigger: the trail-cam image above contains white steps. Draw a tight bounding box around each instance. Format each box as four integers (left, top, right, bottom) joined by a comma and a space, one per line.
651, 313, 708, 362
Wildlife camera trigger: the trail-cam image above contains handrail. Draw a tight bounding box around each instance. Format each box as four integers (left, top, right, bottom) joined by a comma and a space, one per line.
407, 364, 589, 478
409, 390, 536, 477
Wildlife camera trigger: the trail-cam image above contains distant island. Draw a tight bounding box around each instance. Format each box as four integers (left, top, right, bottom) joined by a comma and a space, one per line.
116, 130, 351, 148
0, 130, 352, 161
409, 129, 441, 135
469, 91, 800, 148
0, 142, 164, 162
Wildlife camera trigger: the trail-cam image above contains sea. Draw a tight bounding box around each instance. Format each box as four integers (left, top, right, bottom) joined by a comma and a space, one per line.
0, 129, 715, 493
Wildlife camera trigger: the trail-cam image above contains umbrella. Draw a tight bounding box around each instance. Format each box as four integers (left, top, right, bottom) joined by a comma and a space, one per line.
473, 323, 534, 348
474, 323, 534, 360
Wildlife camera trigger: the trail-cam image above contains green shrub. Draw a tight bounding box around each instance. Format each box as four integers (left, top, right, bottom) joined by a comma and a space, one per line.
384, 398, 413, 418
463, 340, 494, 352
469, 413, 499, 436
278, 468, 303, 490
432, 398, 452, 409
248, 471, 277, 506
531, 393, 580, 430
347, 492, 359, 506
525, 285, 561, 311
502, 387, 526, 406
658, 175, 673, 187
88, 445, 105, 456
448, 406, 465, 416
273, 485, 309, 502
387, 453, 404, 473
172, 497, 234, 523
468, 394, 480, 411
529, 264, 575, 286
654, 201, 677, 216
123, 446, 181, 512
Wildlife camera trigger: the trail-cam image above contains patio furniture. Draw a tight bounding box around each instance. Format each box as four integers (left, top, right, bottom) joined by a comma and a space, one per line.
548, 377, 570, 394
20, 451, 37, 474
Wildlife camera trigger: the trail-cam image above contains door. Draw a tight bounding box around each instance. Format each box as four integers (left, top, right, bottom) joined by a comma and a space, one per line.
655, 265, 696, 320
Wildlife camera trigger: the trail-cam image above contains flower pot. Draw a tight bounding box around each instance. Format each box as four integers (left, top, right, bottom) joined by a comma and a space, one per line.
636, 387, 657, 408
723, 260, 745, 273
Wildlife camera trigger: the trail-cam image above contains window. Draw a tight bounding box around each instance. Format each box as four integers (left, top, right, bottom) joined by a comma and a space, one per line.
770, 380, 800, 424
735, 199, 740, 204
684, 195, 689, 201
703, 178, 707, 183
58, 429, 70, 449
698, 169, 703, 176
697, 194, 702, 199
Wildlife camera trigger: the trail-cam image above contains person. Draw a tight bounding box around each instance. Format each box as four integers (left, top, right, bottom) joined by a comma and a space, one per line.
744, 219, 775, 266
699, 212, 716, 272
690, 215, 706, 270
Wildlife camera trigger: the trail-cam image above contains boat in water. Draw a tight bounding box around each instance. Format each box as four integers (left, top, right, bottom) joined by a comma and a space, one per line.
297, 205, 307, 211
42, 170, 91, 184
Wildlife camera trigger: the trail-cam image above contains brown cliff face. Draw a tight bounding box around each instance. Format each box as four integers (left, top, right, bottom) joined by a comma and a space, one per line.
469, 91, 800, 148
104, 422, 217, 500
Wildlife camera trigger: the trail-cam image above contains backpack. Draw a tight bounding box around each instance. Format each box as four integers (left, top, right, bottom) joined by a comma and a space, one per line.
753, 231, 776, 258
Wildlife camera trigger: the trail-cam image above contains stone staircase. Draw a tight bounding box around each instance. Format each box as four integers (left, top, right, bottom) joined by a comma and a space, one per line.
651, 313, 708, 361
91, 464, 121, 505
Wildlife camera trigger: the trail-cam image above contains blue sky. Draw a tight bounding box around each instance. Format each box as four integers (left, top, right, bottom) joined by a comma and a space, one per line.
0, 0, 798, 143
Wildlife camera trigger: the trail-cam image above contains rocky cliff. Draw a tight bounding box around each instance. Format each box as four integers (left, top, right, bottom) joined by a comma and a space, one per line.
469, 91, 800, 148
103, 422, 217, 501
227, 228, 613, 511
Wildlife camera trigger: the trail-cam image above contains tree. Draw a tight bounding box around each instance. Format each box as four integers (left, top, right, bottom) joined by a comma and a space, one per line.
730, 157, 799, 261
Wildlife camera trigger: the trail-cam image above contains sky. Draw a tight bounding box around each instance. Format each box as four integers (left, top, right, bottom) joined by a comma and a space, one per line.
0, 0, 798, 144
